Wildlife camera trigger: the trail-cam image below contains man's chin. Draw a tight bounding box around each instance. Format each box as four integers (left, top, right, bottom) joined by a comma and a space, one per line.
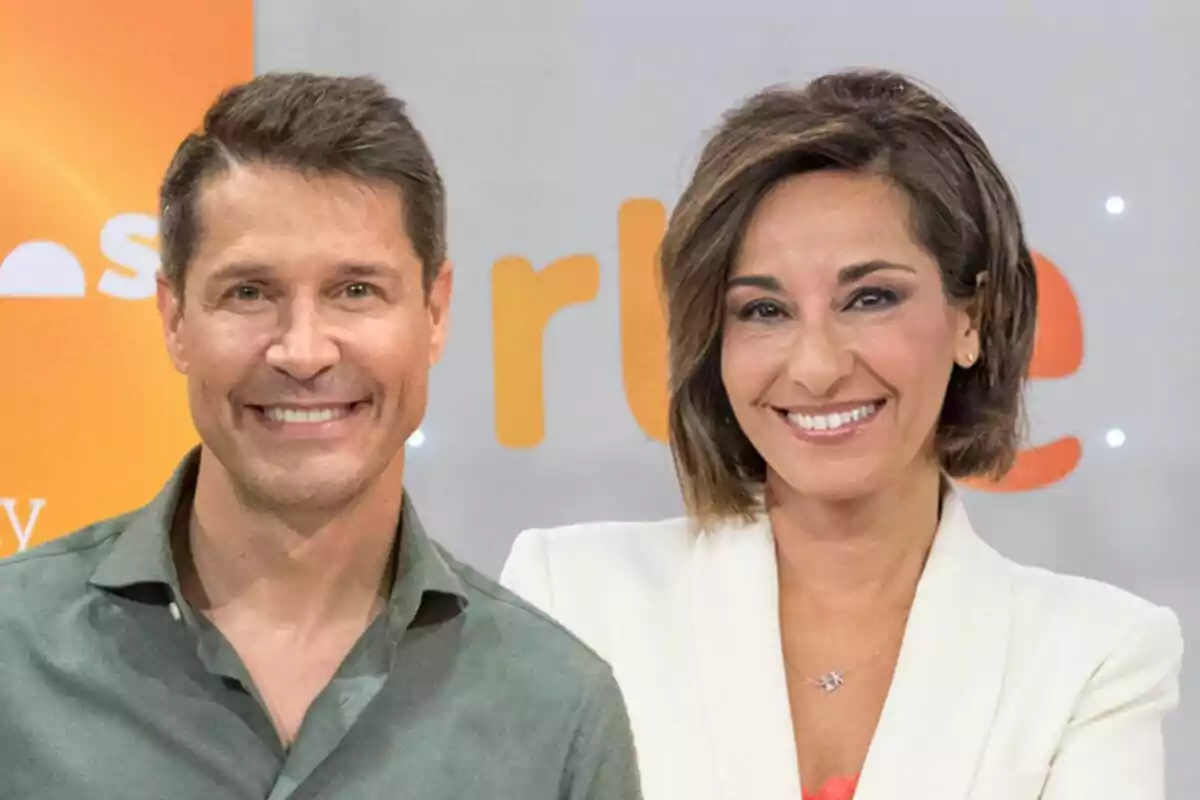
203, 435, 407, 515
236, 457, 372, 512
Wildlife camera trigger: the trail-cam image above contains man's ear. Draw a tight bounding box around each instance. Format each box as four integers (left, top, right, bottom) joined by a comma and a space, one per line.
427, 260, 453, 366
156, 273, 188, 374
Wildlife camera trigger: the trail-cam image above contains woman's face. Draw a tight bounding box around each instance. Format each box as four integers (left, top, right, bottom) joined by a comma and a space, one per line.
720, 169, 979, 502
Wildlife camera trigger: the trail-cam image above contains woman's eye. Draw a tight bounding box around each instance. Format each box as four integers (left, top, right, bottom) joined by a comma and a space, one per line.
847, 287, 900, 310
737, 299, 787, 321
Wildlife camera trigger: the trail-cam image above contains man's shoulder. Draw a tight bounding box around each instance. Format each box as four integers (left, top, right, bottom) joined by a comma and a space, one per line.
0, 512, 131, 604
437, 544, 619, 686
430, 547, 642, 795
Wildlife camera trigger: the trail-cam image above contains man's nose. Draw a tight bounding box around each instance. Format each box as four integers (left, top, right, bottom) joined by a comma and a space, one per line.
263, 298, 340, 381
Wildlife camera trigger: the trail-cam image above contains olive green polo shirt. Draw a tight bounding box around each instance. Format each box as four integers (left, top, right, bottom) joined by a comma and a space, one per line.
0, 451, 640, 799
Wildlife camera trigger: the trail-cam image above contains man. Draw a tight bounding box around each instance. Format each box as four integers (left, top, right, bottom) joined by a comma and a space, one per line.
0, 72, 640, 799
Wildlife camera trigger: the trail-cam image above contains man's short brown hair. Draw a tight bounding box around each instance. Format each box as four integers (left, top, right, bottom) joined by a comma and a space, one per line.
662, 69, 1039, 524
158, 71, 446, 292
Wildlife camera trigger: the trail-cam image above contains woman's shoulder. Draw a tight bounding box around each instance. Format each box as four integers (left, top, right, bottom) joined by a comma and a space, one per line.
506, 515, 699, 583
949, 491, 1179, 659
500, 516, 709, 650
975, 555, 1184, 758
997, 555, 1182, 671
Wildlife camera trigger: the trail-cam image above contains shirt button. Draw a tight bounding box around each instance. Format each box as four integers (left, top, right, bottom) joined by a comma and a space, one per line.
169, 601, 182, 622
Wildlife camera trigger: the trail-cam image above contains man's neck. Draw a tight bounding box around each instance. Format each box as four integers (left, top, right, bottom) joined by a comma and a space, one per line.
176, 452, 404, 634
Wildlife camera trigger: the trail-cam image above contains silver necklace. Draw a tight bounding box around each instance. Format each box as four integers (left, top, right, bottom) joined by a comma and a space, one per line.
803, 643, 889, 693
798, 615, 910, 694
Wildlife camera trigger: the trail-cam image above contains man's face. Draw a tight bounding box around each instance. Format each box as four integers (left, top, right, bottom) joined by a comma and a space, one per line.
157, 164, 451, 514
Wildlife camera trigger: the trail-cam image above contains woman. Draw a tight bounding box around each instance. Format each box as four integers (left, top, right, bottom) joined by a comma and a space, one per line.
500, 70, 1183, 800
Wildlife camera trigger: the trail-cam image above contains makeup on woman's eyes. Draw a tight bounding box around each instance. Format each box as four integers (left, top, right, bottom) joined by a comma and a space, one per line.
841, 284, 910, 311
724, 283, 912, 322
730, 297, 790, 321
725, 275, 787, 321
724, 261, 919, 320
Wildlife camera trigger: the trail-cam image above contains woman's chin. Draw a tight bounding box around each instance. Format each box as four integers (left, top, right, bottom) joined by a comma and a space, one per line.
765, 453, 943, 507
767, 462, 892, 505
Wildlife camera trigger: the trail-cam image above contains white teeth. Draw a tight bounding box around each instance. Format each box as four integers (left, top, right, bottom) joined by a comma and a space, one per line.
787, 403, 879, 432
263, 406, 351, 424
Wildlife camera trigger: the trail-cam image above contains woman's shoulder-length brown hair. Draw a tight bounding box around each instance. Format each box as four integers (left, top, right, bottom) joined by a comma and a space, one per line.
662, 69, 1038, 526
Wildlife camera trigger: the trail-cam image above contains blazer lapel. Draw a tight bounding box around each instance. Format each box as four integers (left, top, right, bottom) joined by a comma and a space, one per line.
855, 488, 1013, 800
687, 516, 802, 800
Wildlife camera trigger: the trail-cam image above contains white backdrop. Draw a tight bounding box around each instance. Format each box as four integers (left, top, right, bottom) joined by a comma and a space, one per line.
257, 0, 1198, 792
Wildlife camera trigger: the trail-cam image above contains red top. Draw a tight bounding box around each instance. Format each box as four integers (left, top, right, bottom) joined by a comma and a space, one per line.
803, 774, 859, 800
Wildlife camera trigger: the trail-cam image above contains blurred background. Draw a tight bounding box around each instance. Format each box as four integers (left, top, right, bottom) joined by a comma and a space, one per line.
1, 0, 1196, 793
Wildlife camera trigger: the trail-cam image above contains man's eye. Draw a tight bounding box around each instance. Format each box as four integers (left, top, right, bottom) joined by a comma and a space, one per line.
343, 282, 376, 299
232, 284, 263, 301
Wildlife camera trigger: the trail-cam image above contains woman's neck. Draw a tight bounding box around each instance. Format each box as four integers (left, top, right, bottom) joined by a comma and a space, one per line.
770, 466, 943, 616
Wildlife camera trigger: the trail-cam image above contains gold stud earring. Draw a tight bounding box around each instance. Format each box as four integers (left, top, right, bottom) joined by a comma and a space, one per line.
963, 352, 977, 367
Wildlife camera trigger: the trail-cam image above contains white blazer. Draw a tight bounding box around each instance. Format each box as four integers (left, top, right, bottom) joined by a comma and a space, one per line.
500, 489, 1184, 800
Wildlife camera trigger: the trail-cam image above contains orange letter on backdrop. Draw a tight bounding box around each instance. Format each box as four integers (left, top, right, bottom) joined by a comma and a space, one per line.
493, 255, 600, 447
619, 199, 670, 442
964, 251, 1084, 492
0, 1, 253, 557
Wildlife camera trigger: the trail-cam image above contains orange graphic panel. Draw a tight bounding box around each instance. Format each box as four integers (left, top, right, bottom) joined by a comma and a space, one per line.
964, 251, 1084, 493
0, 2, 253, 555
493, 254, 600, 448
619, 199, 670, 443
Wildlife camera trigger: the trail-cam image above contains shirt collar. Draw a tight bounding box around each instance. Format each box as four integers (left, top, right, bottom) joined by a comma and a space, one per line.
384, 492, 469, 637
88, 448, 198, 596
89, 448, 469, 627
